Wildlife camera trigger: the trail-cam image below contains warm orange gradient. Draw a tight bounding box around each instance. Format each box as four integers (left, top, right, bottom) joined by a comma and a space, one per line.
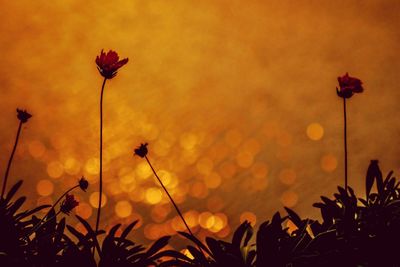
1, 1, 400, 248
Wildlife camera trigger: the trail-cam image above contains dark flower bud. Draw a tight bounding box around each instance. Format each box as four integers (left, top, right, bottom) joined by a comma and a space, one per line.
16, 109, 32, 123
79, 177, 89, 192
134, 143, 148, 158
60, 194, 79, 215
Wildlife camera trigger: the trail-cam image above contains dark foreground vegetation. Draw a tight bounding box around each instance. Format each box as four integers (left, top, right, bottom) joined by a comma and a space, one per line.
1, 160, 399, 267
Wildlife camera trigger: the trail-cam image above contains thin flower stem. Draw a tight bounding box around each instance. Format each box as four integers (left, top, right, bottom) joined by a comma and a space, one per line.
343, 97, 348, 191
30, 184, 80, 235
94, 77, 107, 253
145, 156, 206, 256
1, 121, 23, 199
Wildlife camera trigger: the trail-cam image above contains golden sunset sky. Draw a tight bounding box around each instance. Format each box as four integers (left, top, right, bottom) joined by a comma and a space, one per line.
1, 0, 399, 248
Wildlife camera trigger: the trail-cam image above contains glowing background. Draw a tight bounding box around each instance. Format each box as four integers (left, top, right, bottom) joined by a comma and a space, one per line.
1, 0, 400, 248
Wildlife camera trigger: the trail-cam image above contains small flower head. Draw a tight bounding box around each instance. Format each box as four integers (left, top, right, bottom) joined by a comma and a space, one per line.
16, 109, 32, 123
60, 194, 79, 215
95, 49, 128, 79
78, 176, 89, 192
134, 143, 148, 158
336, 73, 364, 98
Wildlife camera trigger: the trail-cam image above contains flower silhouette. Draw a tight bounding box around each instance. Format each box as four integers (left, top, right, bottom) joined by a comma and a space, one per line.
134, 143, 148, 158
60, 194, 79, 215
79, 176, 89, 192
95, 50, 128, 79
336, 73, 364, 98
16, 109, 32, 123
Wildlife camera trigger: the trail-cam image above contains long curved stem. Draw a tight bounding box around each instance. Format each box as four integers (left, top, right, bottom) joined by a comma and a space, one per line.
343, 97, 348, 191
95, 78, 107, 235
30, 184, 80, 235
145, 156, 205, 256
1, 121, 22, 198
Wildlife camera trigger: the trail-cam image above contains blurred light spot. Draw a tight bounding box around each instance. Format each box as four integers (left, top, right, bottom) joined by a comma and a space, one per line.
204, 172, 222, 189
242, 138, 261, 154
144, 224, 162, 240
171, 216, 186, 231
135, 162, 152, 180
50, 135, 67, 149
36, 179, 54, 196
63, 157, 81, 175
250, 177, 268, 191
119, 180, 136, 193
240, 211, 257, 226
321, 154, 338, 172
205, 215, 216, 229
158, 170, 172, 187
28, 140, 46, 159
198, 212, 213, 229
129, 188, 145, 202
276, 148, 291, 162
276, 130, 292, 147
251, 162, 268, 179
190, 182, 208, 198
218, 161, 237, 179
184, 210, 199, 227
216, 225, 231, 238
207, 195, 225, 212
279, 169, 297, 185
180, 132, 198, 150
108, 181, 122, 195
75, 202, 92, 219
307, 123, 324, 141
145, 187, 162, 204
280, 191, 298, 207
151, 205, 171, 223
85, 158, 99, 175
89, 192, 107, 208
262, 121, 279, 140
236, 151, 254, 168
196, 157, 214, 175
115, 200, 132, 218
210, 213, 228, 233
47, 161, 64, 178
153, 140, 171, 157
225, 129, 242, 147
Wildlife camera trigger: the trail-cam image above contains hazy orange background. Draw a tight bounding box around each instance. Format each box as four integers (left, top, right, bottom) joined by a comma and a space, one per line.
1, 0, 400, 248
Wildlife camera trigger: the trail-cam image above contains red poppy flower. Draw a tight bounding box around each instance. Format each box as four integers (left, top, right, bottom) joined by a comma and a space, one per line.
337, 73, 364, 98
16, 109, 32, 123
134, 143, 148, 158
60, 194, 79, 215
95, 50, 128, 79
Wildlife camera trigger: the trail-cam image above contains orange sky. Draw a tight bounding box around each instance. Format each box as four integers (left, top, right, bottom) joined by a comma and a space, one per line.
1, 0, 400, 248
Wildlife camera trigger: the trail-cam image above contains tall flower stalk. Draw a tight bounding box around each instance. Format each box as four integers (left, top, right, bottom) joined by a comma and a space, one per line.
94, 50, 128, 236
1, 109, 32, 199
134, 143, 204, 255
336, 73, 364, 191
